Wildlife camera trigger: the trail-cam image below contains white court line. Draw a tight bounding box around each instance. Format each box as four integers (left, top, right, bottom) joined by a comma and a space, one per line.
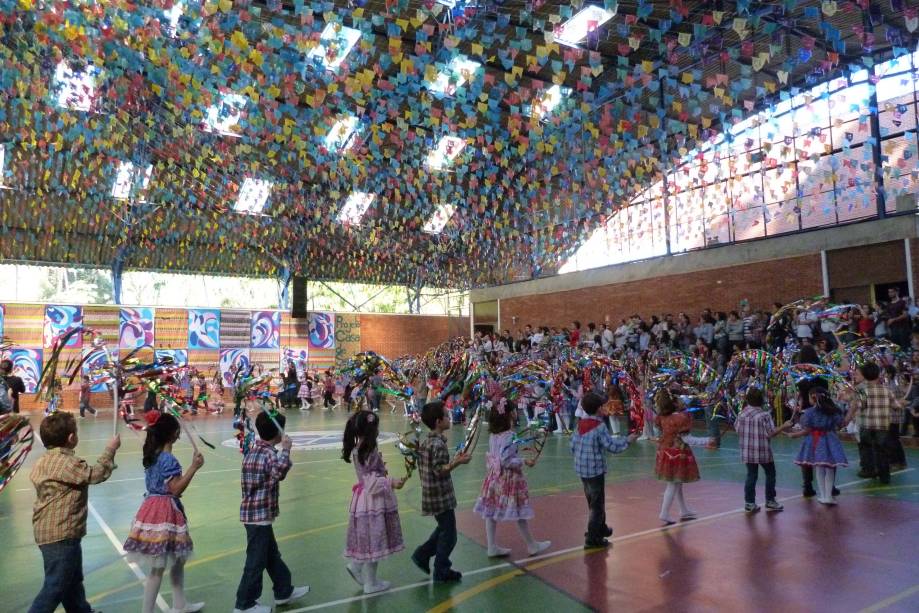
88, 501, 168, 612
14, 457, 343, 492
285, 468, 916, 612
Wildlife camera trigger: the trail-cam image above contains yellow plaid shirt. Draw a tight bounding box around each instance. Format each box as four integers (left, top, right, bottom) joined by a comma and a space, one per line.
30, 446, 116, 545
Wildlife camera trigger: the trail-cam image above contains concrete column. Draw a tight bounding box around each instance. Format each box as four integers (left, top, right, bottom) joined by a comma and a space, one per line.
820, 250, 830, 297
906, 238, 915, 300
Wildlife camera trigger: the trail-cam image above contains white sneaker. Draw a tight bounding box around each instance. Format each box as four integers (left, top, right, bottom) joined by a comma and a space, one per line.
363, 580, 390, 594
275, 586, 310, 605
345, 562, 364, 586
487, 546, 511, 557
527, 541, 551, 556
233, 606, 270, 613
169, 603, 205, 613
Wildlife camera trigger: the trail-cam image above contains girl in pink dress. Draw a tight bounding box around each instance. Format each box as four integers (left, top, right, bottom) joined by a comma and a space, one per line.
341, 411, 405, 594
474, 399, 551, 557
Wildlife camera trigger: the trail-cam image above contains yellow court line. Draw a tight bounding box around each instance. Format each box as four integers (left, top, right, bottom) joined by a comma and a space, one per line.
859, 583, 919, 612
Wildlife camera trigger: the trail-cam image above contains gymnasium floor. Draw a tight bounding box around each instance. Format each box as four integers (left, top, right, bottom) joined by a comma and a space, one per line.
2, 406, 918, 613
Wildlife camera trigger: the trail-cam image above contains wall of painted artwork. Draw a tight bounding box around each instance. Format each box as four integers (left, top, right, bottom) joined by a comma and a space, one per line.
0, 302, 466, 412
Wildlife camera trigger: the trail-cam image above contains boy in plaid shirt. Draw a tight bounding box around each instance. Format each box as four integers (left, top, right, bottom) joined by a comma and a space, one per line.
571, 392, 636, 549
234, 413, 309, 613
411, 401, 471, 582
734, 387, 792, 513
29, 411, 120, 613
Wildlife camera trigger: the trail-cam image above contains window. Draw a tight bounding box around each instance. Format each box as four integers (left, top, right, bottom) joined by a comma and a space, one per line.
163, 1, 183, 37
112, 162, 153, 201
0, 144, 5, 187
338, 192, 375, 225
423, 204, 456, 234
527, 85, 568, 119
204, 93, 246, 137
426, 136, 466, 170
234, 178, 272, 214
53, 61, 98, 112
428, 56, 481, 96
308, 23, 361, 70
554, 6, 616, 48
325, 116, 358, 152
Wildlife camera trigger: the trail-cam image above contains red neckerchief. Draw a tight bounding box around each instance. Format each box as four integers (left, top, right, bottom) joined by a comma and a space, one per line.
578, 416, 604, 435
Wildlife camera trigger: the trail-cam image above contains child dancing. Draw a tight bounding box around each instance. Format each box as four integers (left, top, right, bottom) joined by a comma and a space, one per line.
790, 388, 848, 505
123, 412, 205, 613
342, 411, 405, 594
474, 399, 550, 557
654, 390, 700, 525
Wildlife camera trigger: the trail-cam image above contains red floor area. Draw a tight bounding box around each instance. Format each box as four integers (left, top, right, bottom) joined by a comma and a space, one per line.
456, 480, 919, 612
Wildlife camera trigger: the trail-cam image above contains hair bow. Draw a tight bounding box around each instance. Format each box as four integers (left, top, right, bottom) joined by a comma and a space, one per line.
144, 410, 162, 427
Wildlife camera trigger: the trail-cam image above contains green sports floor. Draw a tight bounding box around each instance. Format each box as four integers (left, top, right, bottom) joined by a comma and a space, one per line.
3, 405, 919, 613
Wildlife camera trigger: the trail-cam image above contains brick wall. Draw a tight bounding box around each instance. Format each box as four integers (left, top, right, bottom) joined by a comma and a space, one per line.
360, 314, 467, 357
499, 254, 823, 330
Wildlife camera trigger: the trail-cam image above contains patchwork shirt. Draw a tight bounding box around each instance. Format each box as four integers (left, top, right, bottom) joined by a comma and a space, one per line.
734, 406, 776, 464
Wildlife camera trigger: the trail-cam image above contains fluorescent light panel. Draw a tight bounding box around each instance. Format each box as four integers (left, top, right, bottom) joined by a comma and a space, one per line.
423, 204, 456, 234
554, 6, 616, 48
308, 23, 361, 70
204, 93, 246, 137
338, 192, 375, 224
112, 162, 153, 201
325, 116, 359, 152
429, 55, 481, 95
234, 178, 272, 214
426, 136, 466, 170
528, 84, 569, 118
53, 61, 98, 111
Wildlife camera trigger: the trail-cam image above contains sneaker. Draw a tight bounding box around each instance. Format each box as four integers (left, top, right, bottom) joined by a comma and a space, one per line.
831, 487, 840, 496
411, 552, 430, 575
765, 500, 784, 512
584, 538, 610, 549
433, 569, 462, 583
233, 606, 271, 613
527, 541, 551, 556
363, 580, 391, 594
487, 546, 511, 557
679, 512, 697, 521
744, 503, 761, 513
275, 586, 310, 605
345, 562, 364, 586
169, 604, 205, 613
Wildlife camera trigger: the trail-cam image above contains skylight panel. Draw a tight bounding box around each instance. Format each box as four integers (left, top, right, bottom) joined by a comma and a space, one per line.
528, 84, 569, 118
325, 116, 359, 152
112, 162, 153, 201
204, 93, 246, 137
53, 61, 99, 112
308, 23, 361, 70
428, 56, 481, 96
554, 6, 616, 48
164, 1, 184, 37
426, 136, 466, 170
338, 192, 375, 225
423, 204, 456, 234
234, 178, 272, 214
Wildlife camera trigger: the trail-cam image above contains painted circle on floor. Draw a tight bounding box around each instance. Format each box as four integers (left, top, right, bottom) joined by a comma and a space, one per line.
221, 430, 400, 451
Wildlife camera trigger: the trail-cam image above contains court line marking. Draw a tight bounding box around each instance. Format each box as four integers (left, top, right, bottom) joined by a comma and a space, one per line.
88, 501, 168, 612
288, 468, 915, 612
859, 583, 919, 612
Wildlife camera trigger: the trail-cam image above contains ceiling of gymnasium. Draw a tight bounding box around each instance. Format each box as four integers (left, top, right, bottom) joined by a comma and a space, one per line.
0, 1, 916, 288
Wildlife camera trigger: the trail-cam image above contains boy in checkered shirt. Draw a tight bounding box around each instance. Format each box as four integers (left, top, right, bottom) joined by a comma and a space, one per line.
29, 411, 120, 613
734, 387, 793, 513
411, 401, 471, 582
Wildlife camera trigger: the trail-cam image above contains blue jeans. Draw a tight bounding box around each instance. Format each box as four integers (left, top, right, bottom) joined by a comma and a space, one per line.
235, 524, 293, 610
414, 509, 457, 578
29, 538, 92, 613
745, 462, 777, 504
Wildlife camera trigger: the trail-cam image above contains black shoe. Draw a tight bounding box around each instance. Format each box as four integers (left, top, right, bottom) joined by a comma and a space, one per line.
411, 552, 430, 575
803, 487, 817, 498
879, 478, 891, 485
584, 538, 610, 549
857, 471, 876, 479
602, 525, 613, 537
831, 487, 840, 496
433, 569, 462, 583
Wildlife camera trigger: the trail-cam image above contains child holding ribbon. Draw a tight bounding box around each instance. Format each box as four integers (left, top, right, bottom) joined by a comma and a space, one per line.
341, 410, 405, 594
788, 388, 847, 505
654, 390, 700, 525
473, 398, 551, 558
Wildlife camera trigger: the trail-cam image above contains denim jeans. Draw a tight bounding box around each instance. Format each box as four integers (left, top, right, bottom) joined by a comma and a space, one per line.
858, 428, 891, 482
744, 462, 776, 504
414, 509, 457, 577
235, 524, 293, 610
581, 475, 606, 542
29, 538, 92, 613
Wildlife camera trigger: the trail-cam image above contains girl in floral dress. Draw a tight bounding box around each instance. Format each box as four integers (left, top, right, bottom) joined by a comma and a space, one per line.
654, 390, 700, 525
474, 399, 551, 557
123, 411, 205, 613
341, 410, 405, 594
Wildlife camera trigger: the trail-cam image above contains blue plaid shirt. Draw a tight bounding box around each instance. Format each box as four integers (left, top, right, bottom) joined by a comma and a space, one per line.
570, 417, 630, 478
